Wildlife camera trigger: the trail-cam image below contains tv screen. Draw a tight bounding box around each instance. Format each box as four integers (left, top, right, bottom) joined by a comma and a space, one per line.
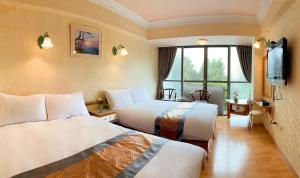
267, 38, 287, 86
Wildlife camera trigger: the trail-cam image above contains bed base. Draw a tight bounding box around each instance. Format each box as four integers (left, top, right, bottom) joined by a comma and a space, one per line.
183, 138, 213, 153
116, 122, 215, 153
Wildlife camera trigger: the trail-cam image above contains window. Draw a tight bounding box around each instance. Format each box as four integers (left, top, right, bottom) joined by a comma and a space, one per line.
183, 48, 204, 81
164, 48, 182, 95
183, 48, 205, 98
230, 47, 251, 99
207, 47, 228, 81
164, 46, 252, 115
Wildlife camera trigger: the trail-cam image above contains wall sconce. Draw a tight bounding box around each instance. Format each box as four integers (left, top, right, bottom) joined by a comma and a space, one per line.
37, 32, 53, 49
112, 45, 128, 56
253, 38, 275, 49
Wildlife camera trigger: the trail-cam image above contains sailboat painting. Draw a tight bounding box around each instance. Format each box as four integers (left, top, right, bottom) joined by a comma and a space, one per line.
71, 24, 101, 57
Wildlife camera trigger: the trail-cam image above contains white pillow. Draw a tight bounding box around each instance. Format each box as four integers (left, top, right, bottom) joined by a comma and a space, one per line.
45, 92, 89, 120
0, 93, 47, 127
104, 89, 134, 109
129, 88, 151, 103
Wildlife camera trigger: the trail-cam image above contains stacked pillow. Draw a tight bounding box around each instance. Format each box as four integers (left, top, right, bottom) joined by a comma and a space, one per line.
0, 93, 47, 126
104, 88, 151, 109
0, 92, 89, 127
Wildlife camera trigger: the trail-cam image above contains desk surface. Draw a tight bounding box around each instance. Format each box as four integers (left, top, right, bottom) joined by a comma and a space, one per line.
255, 101, 273, 108
225, 99, 249, 105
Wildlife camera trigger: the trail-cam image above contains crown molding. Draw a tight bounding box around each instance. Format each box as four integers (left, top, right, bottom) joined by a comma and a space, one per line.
0, 0, 146, 40
89, 0, 148, 27
90, 0, 261, 29
257, 0, 273, 23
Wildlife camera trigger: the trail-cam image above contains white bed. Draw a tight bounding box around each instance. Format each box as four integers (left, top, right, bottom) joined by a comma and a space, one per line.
115, 100, 218, 141
0, 116, 206, 178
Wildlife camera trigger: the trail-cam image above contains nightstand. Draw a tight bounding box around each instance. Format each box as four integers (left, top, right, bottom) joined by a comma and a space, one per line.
88, 109, 118, 123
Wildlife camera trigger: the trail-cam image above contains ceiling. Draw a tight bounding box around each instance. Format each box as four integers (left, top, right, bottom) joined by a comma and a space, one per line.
90, 0, 272, 28
145, 36, 255, 47
115, 0, 262, 21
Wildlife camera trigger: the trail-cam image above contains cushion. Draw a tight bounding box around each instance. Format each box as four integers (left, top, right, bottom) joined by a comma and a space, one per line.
129, 88, 151, 103
45, 92, 89, 120
104, 89, 134, 109
0, 93, 47, 127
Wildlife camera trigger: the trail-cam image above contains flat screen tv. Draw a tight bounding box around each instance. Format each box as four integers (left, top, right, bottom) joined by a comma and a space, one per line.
267, 37, 287, 86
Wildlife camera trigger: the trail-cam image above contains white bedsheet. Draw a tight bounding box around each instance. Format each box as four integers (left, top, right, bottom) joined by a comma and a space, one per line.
0, 116, 206, 178
116, 100, 218, 140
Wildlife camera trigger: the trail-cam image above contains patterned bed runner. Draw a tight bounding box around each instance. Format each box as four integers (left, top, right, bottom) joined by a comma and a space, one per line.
155, 102, 196, 141
12, 131, 168, 178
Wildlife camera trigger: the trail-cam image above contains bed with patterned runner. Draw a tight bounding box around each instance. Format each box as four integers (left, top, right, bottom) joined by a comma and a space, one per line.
155, 102, 196, 141
12, 131, 168, 178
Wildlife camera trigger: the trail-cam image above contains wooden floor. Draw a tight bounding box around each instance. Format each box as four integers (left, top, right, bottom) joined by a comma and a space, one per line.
201, 115, 297, 178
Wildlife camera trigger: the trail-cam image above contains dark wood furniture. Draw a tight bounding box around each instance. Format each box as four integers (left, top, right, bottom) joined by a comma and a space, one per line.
226, 99, 250, 118
190, 90, 211, 102
88, 109, 118, 123
159, 88, 177, 101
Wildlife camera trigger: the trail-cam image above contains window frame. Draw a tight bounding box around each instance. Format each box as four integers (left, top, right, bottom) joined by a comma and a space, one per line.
163, 45, 251, 100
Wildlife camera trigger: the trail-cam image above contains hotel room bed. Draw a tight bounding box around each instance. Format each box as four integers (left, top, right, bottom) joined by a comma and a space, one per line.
115, 100, 218, 144
0, 116, 207, 178
104, 88, 218, 151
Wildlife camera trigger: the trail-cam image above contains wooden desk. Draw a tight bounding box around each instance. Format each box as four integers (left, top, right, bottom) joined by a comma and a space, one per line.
254, 101, 273, 116
226, 99, 250, 118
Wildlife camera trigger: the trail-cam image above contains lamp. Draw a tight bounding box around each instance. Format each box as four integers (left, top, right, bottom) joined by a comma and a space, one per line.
112, 45, 128, 56
37, 32, 53, 49
253, 38, 275, 49
197, 39, 208, 45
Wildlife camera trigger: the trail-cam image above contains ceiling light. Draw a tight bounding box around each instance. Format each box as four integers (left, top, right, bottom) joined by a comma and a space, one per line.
197, 39, 208, 45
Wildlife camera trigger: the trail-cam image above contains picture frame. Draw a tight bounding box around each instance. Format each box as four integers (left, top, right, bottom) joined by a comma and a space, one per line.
70, 24, 102, 57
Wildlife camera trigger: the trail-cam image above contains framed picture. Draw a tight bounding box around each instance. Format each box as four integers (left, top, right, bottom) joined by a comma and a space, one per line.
70, 24, 102, 57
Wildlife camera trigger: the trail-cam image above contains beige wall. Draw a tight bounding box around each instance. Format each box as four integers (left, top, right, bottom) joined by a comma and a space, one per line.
0, 2, 157, 101
147, 23, 260, 40
259, 0, 300, 176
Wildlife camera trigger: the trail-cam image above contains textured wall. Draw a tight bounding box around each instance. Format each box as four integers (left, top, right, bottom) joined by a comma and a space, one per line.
0, 3, 157, 101
261, 0, 300, 176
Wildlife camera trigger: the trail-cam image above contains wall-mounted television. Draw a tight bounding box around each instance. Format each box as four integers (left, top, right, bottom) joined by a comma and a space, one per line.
267, 37, 288, 86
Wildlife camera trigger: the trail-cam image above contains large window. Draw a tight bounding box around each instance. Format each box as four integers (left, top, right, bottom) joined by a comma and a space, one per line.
164, 46, 252, 114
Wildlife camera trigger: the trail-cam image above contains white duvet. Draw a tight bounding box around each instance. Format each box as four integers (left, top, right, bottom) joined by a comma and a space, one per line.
0, 116, 206, 178
116, 100, 218, 141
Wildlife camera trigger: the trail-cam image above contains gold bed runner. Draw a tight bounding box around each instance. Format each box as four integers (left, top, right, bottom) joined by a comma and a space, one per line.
155, 102, 196, 140
13, 131, 168, 178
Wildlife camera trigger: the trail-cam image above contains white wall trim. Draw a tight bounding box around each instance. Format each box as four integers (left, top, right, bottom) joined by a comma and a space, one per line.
257, 0, 273, 23
90, 0, 260, 29
88, 0, 148, 27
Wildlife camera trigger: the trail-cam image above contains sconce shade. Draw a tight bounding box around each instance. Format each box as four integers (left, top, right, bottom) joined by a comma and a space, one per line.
253, 41, 261, 49
120, 48, 128, 56
41, 36, 53, 49
37, 32, 53, 49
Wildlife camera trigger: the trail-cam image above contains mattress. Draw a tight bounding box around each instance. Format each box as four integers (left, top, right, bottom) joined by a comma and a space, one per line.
0, 116, 206, 178
116, 100, 218, 141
